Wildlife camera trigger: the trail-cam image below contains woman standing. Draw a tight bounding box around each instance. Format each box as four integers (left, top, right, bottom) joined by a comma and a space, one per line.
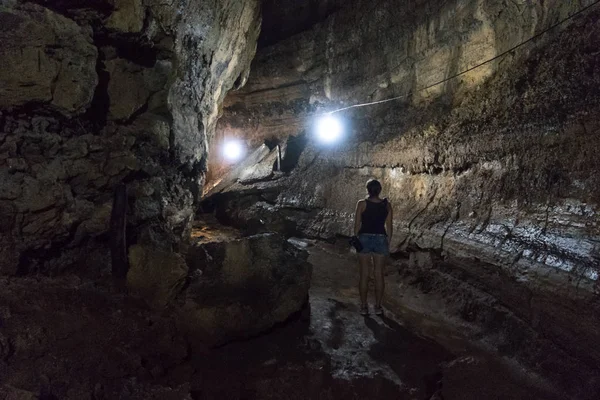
353, 179, 393, 316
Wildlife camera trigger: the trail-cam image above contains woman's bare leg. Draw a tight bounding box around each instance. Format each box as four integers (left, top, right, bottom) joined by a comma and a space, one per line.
358, 254, 371, 306
373, 254, 386, 308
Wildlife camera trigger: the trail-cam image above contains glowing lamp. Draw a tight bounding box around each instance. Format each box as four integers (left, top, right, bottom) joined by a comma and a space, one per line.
222, 140, 244, 162
315, 115, 343, 144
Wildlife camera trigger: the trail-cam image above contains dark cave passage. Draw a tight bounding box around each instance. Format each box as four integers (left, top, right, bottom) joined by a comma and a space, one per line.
1, 0, 600, 399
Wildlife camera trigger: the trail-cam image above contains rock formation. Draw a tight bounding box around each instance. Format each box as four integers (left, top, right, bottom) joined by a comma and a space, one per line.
0, 274, 193, 399
179, 230, 312, 346
0, 1, 314, 395
208, 0, 600, 396
2, 0, 600, 397
125, 220, 312, 347
0, 0, 261, 275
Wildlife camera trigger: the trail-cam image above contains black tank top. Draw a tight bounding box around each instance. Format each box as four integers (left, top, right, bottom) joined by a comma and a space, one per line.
359, 198, 388, 235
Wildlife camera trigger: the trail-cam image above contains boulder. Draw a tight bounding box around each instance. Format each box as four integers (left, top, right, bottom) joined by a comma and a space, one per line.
0, 5, 97, 114
203, 144, 271, 196
127, 245, 189, 309
106, 0, 145, 33
106, 59, 152, 120
239, 146, 280, 183
181, 233, 312, 346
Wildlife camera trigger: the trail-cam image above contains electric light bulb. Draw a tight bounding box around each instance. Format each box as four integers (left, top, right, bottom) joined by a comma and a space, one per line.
223, 140, 244, 162
316, 115, 343, 144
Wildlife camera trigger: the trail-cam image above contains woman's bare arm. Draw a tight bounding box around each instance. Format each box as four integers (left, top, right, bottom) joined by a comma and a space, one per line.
354, 200, 365, 236
385, 202, 393, 243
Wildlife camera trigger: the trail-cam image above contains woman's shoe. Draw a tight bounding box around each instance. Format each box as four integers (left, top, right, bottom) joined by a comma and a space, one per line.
360, 304, 369, 315
374, 306, 383, 315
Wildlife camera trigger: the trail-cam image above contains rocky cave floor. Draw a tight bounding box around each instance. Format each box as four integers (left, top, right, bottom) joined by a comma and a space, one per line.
192, 240, 566, 400
0, 237, 570, 400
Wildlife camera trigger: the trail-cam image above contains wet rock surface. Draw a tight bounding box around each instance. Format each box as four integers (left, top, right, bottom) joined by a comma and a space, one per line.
0, 239, 570, 399
205, 178, 600, 396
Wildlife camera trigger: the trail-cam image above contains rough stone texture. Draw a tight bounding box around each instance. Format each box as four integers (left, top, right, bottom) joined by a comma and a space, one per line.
392, 249, 600, 397
122, 221, 313, 347
0, 276, 193, 399
1, 242, 566, 400
239, 147, 280, 183
127, 244, 189, 309
0, 0, 261, 275
0, 4, 98, 113
0, 385, 37, 400
105, 58, 153, 120
180, 231, 312, 346
105, 0, 144, 33
204, 144, 272, 196
0, 1, 314, 397
208, 0, 600, 394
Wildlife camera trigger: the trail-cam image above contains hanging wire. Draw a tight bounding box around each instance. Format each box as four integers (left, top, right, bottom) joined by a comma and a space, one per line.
323, 0, 600, 115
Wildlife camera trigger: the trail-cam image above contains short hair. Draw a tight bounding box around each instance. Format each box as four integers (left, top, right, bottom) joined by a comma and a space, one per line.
366, 179, 382, 197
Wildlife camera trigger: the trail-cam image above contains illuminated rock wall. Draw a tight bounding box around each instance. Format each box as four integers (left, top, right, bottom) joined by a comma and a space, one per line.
216, 0, 600, 277
211, 0, 600, 392
0, 0, 261, 274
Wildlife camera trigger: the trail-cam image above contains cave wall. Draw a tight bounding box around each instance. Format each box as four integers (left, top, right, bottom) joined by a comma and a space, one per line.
0, 0, 261, 275
211, 0, 600, 387
216, 0, 600, 286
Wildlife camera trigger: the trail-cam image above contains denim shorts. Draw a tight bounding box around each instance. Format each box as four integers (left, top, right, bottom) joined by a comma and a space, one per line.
358, 234, 389, 255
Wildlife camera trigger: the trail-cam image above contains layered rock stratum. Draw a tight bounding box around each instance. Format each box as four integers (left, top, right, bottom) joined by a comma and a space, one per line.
208, 0, 600, 395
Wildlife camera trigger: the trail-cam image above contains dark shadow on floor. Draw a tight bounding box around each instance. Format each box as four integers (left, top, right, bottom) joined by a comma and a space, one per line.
365, 315, 449, 399
326, 299, 348, 350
